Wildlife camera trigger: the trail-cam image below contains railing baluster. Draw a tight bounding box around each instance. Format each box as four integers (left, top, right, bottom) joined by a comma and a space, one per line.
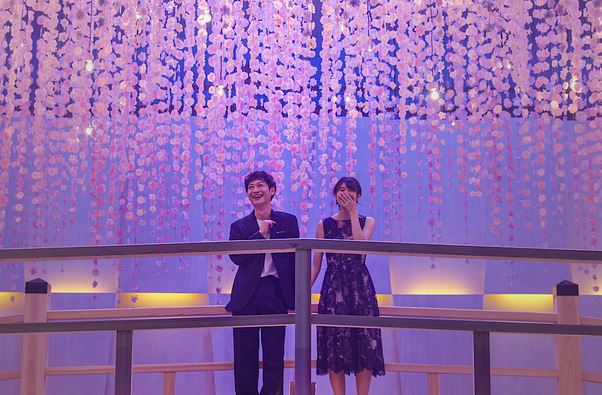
115, 329, 133, 395
294, 248, 312, 395
20, 278, 51, 395
162, 372, 176, 395
473, 331, 491, 395
555, 280, 583, 395
427, 372, 440, 395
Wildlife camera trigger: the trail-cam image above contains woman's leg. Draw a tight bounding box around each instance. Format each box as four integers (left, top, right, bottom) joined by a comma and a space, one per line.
328, 370, 346, 395
355, 369, 372, 395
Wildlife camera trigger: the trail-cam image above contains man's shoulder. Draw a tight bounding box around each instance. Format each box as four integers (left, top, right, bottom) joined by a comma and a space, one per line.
231, 213, 252, 227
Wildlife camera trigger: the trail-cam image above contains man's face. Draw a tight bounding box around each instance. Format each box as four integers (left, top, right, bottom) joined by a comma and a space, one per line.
246, 179, 275, 207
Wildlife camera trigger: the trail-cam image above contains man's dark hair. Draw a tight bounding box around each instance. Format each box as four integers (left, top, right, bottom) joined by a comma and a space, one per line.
333, 176, 362, 196
244, 171, 277, 198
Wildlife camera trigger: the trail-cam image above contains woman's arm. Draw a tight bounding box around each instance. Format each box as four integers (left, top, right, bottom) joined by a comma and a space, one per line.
349, 211, 376, 241
339, 191, 376, 240
310, 220, 324, 286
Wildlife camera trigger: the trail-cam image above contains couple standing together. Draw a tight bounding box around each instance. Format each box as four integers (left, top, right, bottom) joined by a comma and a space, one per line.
227, 171, 385, 395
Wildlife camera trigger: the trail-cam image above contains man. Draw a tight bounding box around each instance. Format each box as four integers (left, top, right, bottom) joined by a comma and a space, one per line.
227, 170, 299, 395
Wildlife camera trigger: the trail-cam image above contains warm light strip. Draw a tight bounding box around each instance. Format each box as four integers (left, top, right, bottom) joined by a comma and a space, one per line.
0, 292, 23, 310
117, 293, 209, 308
483, 294, 554, 313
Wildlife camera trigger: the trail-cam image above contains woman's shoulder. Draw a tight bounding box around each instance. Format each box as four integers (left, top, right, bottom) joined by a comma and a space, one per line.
359, 215, 375, 227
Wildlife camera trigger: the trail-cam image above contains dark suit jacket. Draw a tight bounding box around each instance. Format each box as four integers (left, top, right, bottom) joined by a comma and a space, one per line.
226, 210, 300, 313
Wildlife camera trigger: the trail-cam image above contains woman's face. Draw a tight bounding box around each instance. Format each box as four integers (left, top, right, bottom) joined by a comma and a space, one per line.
335, 183, 359, 204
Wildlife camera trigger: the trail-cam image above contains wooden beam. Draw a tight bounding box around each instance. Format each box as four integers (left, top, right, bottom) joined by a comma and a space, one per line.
310, 314, 602, 336
0, 371, 20, 380
0, 314, 295, 334
378, 306, 557, 323
0, 313, 24, 324
44, 305, 558, 324
580, 316, 602, 326
37, 362, 562, 377
385, 363, 472, 374
48, 305, 228, 321
491, 367, 558, 378
583, 372, 602, 384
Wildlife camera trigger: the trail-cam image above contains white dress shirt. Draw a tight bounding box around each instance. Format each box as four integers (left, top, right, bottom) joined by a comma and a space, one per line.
257, 219, 278, 278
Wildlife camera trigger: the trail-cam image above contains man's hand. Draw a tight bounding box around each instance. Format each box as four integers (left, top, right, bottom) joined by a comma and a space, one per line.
258, 219, 276, 238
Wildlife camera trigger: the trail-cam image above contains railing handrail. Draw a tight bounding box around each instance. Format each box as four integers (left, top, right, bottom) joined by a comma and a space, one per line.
6, 362, 602, 382
2, 362, 598, 378
0, 314, 294, 334
6, 306, 602, 331
47, 305, 558, 323
6, 362, 602, 381
1, 238, 602, 263
1, 313, 601, 337
0, 304, 566, 324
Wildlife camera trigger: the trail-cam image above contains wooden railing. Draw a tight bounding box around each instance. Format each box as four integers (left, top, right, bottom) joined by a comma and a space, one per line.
1, 239, 602, 395
2, 303, 602, 394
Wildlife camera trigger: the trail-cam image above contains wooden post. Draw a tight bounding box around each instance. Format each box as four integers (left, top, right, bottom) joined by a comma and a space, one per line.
554, 280, 583, 395
115, 330, 133, 395
289, 381, 316, 395
294, 249, 312, 395
427, 372, 441, 395
162, 372, 176, 395
20, 278, 51, 395
426, 373, 441, 395
473, 331, 491, 395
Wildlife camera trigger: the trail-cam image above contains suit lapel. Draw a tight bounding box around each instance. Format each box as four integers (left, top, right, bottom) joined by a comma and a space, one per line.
242, 209, 283, 238
243, 211, 260, 236
269, 210, 281, 239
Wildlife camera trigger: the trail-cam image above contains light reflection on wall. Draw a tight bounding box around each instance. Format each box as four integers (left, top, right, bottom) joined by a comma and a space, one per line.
207, 256, 235, 295
0, 292, 23, 312
570, 264, 602, 296
389, 257, 484, 295
24, 260, 119, 293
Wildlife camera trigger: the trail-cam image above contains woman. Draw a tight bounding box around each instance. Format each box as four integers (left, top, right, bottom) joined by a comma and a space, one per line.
310, 176, 385, 395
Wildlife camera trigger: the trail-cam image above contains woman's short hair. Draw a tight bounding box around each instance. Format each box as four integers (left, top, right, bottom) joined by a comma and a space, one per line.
333, 176, 362, 196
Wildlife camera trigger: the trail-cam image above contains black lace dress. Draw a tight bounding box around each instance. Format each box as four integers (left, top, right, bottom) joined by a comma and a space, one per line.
316, 215, 385, 377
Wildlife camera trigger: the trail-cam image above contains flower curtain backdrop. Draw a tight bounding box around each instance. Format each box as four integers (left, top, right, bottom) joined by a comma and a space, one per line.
2, 0, 602, 290
1, 0, 602, 293
2, 0, 602, 394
